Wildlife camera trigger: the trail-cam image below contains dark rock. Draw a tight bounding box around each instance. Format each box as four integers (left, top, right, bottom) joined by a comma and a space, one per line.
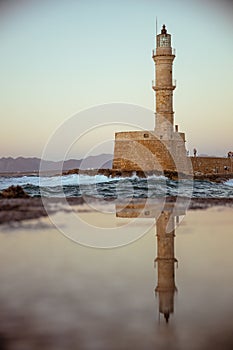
0, 185, 30, 199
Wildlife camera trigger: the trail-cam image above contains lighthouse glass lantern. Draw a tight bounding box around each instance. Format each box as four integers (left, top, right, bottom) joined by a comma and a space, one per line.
157, 24, 171, 48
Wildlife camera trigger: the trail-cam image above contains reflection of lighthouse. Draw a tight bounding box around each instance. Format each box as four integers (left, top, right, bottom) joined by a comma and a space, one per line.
115, 199, 186, 323
154, 210, 178, 323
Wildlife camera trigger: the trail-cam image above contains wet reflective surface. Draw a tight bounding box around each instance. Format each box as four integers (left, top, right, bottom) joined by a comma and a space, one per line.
0, 204, 233, 349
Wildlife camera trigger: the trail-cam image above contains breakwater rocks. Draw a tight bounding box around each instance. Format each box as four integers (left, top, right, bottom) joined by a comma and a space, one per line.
0, 185, 30, 199
63, 168, 233, 182
63, 168, 188, 179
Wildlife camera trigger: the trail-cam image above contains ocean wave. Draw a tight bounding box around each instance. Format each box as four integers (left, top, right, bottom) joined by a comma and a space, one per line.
225, 179, 233, 187
0, 174, 233, 199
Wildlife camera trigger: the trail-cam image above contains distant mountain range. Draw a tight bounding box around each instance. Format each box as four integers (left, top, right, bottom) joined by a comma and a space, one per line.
0, 154, 113, 173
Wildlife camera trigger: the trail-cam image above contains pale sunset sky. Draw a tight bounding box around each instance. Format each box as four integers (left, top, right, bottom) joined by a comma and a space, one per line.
0, 0, 233, 159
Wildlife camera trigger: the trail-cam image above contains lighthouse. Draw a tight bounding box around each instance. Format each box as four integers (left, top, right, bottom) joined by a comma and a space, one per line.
152, 24, 176, 138
112, 24, 191, 175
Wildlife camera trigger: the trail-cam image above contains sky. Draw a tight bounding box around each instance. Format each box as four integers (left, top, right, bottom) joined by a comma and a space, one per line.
0, 0, 233, 159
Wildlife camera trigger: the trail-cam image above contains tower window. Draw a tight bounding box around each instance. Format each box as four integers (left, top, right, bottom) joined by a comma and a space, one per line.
144, 133, 149, 138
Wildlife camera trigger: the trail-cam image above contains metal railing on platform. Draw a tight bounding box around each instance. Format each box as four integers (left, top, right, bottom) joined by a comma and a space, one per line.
152, 48, 176, 56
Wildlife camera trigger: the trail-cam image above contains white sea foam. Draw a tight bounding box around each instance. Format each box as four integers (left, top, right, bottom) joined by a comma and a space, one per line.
225, 179, 233, 187
0, 176, 39, 190
0, 173, 169, 190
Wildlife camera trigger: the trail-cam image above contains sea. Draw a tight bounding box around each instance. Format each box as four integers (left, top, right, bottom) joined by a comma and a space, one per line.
0, 174, 233, 198
1, 174, 233, 349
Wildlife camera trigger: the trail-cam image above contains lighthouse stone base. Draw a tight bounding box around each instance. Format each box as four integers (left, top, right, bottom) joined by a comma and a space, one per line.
112, 129, 191, 175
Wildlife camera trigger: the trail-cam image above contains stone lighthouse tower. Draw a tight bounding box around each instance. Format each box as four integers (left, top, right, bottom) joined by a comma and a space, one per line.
152, 24, 176, 139
112, 24, 191, 175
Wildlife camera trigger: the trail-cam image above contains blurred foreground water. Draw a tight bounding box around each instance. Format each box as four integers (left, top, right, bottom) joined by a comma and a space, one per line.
0, 203, 233, 350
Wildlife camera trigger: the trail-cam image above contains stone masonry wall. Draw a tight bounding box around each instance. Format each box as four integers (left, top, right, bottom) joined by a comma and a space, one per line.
113, 132, 233, 176
191, 157, 233, 175
113, 131, 190, 174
